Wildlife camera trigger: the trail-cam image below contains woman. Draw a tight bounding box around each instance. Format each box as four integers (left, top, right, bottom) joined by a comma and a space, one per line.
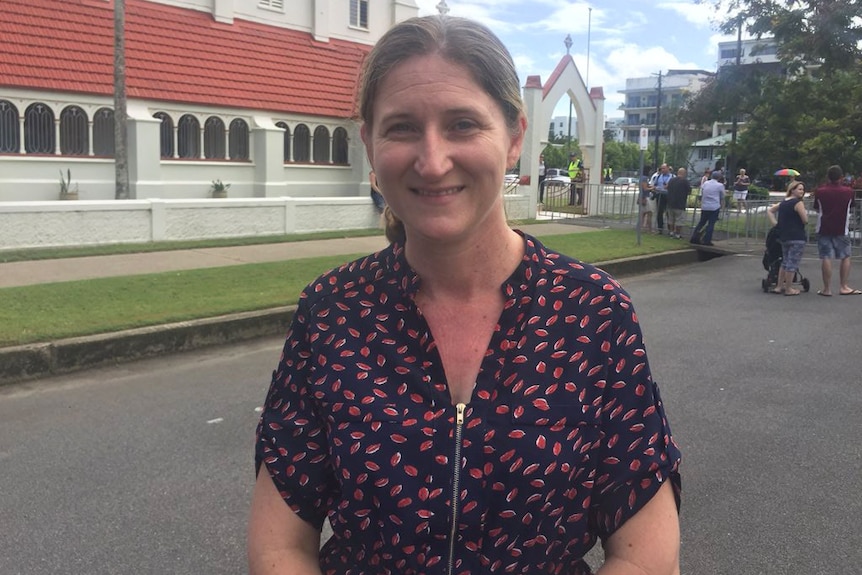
640, 165, 656, 234
733, 168, 750, 213
248, 15, 681, 575
767, 180, 809, 295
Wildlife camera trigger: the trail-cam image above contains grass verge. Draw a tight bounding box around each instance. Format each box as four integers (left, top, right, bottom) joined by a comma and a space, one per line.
0, 229, 683, 347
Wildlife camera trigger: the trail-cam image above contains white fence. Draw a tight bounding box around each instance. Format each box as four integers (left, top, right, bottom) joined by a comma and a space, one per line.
0, 193, 531, 250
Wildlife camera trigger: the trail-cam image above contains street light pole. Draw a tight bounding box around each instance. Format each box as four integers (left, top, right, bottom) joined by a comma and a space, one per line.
728, 18, 742, 179
564, 34, 573, 155
653, 71, 662, 170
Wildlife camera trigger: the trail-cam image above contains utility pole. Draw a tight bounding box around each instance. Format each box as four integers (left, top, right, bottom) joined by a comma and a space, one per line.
653, 71, 662, 170
114, 0, 129, 199
564, 34, 573, 155
728, 19, 742, 181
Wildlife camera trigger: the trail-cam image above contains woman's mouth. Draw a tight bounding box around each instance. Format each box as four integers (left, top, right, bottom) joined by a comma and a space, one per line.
412, 186, 464, 197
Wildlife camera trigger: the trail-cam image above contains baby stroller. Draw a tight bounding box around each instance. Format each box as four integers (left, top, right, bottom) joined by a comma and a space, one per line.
761, 226, 810, 293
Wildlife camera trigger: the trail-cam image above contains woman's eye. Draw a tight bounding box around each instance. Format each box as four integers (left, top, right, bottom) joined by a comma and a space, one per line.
452, 119, 478, 132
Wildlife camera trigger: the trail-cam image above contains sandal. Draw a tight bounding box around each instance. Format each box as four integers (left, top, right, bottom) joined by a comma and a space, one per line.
784, 289, 801, 296
839, 289, 862, 295
769, 287, 784, 294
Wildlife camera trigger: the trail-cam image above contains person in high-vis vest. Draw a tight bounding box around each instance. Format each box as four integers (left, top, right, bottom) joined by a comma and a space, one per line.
568, 153, 582, 205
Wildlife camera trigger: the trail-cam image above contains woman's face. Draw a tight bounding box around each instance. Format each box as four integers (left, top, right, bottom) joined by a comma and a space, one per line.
361, 54, 525, 244
790, 183, 805, 198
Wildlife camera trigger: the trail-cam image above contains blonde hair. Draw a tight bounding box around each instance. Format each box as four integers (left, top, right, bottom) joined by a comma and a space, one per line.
357, 15, 525, 244
785, 181, 804, 197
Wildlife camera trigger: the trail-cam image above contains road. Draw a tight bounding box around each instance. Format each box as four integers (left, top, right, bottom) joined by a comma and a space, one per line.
1, 251, 860, 574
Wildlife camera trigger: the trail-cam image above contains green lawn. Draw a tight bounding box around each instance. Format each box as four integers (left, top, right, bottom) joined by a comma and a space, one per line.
0, 229, 683, 347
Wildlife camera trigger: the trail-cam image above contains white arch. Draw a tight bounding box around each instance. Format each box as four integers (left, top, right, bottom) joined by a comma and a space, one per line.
520, 55, 605, 217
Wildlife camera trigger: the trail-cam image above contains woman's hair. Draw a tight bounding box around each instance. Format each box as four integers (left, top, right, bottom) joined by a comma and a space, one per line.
358, 15, 525, 244
786, 180, 804, 197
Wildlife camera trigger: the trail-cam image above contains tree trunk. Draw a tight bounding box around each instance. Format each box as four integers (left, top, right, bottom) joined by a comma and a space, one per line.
114, 0, 130, 199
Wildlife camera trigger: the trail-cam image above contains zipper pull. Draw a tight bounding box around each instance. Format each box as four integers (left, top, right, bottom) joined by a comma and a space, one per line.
455, 403, 465, 425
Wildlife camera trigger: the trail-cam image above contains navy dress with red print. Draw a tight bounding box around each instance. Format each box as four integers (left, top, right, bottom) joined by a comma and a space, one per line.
256, 232, 681, 575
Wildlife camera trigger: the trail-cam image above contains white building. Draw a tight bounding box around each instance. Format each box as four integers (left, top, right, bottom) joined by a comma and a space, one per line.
0, 0, 419, 202
617, 70, 714, 146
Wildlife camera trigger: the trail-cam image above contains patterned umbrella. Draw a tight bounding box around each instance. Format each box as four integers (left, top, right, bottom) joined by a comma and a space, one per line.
774, 168, 800, 177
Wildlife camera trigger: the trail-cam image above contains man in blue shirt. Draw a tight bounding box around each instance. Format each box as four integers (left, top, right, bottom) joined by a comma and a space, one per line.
652, 163, 672, 234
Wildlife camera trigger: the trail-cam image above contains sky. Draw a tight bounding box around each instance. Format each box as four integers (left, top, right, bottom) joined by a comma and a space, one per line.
413, 0, 744, 120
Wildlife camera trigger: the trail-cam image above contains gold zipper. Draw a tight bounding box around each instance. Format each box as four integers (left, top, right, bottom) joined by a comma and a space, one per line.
446, 402, 466, 575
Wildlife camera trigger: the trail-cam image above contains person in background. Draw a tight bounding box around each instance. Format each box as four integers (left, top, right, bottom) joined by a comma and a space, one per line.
652, 163, 672, 235
766, 180, 809, 295
369, 170, 386, 214
733, 168, 751, 213
666, 167, 691, 239
568, 153, 584, 205
812, 164, 859, 296
700, 167, 711, 187
537, 153, 546, 203
690, 170, 724, 246
639, 165, 656, 234
248, 14, 681, 575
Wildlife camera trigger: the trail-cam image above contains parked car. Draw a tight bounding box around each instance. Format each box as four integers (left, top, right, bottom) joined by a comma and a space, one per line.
612, 176, 638, 187
542, 168, 571, 188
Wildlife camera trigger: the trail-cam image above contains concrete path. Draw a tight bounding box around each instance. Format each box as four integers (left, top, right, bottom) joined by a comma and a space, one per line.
0, 222, 588, 288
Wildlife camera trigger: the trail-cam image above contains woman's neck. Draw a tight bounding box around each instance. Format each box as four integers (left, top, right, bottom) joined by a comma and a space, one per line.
405, 221, 524, 300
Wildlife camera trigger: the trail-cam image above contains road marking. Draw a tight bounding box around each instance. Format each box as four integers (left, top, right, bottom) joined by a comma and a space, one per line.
207, 417, 224, 424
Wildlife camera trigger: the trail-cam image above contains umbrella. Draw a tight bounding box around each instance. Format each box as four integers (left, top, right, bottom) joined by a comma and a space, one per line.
774, 168, 800, 177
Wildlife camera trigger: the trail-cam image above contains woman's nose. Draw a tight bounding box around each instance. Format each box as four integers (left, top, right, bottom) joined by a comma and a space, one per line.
413, 129, 452, 178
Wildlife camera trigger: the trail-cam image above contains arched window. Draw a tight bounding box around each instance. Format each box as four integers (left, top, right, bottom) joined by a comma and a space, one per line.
313, 125, 330, 163
228, 118, 250, 161
154, 112, 174, 158
59, 106, 88, 155
92, 107, 114, 157
332, 127, 349, 164
24, 103, 55, 154
276, 121, 291, 162
177, 114, 200, 159
204, 116, 226, 159
0, 100, 20, 153
293, 124, 310, 162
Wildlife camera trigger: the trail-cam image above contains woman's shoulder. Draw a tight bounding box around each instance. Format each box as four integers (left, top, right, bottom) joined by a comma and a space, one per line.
300, 244, 401, 308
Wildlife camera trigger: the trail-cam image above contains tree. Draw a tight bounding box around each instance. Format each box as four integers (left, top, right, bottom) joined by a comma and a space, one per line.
698, 0, 862, 76
114, 0, 129, 199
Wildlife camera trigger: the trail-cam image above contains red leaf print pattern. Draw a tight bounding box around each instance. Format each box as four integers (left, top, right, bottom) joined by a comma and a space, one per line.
255, 234, 681, 575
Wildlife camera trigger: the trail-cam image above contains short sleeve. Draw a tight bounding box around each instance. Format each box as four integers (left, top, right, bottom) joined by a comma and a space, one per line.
588, 299, 682, 540
255, 299, 336, 530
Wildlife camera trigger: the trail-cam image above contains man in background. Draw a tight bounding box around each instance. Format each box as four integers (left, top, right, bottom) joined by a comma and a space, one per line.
667, 167, 692, 239
813, 165, 858, 296
652, 163, 672, 234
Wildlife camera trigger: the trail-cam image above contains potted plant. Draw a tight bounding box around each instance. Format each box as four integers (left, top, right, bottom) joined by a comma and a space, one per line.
59, 168, 79, 200
211, 179, 231, 198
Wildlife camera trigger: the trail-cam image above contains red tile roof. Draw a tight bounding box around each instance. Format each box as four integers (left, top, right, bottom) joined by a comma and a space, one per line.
0, 0, 371, 118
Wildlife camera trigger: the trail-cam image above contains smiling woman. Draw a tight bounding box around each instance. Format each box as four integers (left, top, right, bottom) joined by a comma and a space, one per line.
248, 14, 681, 575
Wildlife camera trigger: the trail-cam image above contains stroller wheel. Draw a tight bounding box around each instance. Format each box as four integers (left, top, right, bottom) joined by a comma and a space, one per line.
801, 278, 810, 292
762, 278, 769, 292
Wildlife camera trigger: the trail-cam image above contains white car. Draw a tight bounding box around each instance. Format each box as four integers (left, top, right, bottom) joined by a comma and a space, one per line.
542, 168, 571, 189
613, 177, 638, 187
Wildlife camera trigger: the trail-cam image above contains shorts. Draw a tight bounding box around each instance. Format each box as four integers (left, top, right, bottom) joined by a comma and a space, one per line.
781, 240, 806, 272
817, 235, 852, 260
733, 190, 748, 200
668, 208, 686, 226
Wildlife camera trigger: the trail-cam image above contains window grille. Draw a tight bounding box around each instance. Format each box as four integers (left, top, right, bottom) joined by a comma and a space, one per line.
204, 116, 226, 159
154, 112, 174, 158
60, 106, 89, 156
332, 127, 348, 164
24, 103, 55, 154
349, 0, 368, 29
294, 124, 310, 162
313, 125, 330, 163
177, 114, 201, 159
276, 121, 291, 162
93, 107, 115, 156
0, 100, 20, 153
228, 119, 250, 161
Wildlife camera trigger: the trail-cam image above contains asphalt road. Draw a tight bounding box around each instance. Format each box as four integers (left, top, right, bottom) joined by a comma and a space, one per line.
1, 251, 860, 574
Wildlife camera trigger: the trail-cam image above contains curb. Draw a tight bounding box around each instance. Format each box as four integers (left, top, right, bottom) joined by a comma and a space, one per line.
0, 307, 296, 385
0, 249, 723, 386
